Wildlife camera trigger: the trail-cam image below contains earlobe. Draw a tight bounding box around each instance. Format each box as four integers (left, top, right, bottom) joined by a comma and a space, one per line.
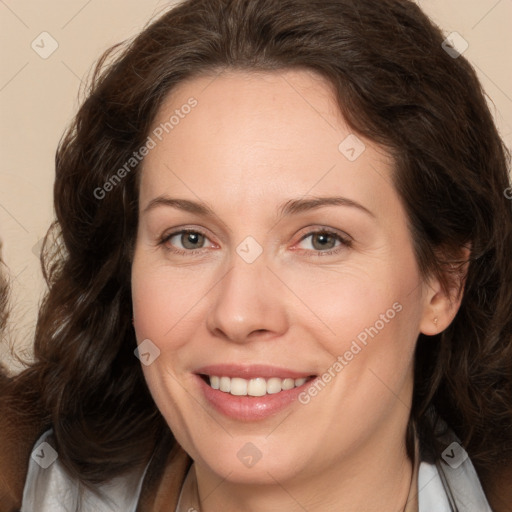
419, 284, 462, 336
419, 288, 448, 336
419, 246, 471, 336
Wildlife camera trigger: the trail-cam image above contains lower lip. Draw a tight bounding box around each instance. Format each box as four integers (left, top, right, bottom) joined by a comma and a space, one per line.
196, 375, 315, 421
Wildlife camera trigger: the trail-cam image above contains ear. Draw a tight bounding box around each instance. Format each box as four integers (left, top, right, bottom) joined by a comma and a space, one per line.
419, 245, 471, 336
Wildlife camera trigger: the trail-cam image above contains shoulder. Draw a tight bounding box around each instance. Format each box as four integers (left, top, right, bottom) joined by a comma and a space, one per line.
417, 423, 494, 512
21, 430, 148, 512
1, 370, 190, 512
418, 458, 493, 512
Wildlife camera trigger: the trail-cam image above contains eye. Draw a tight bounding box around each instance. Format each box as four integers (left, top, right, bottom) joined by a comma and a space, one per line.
296, 229, 351, 255
160, 229, 215, 254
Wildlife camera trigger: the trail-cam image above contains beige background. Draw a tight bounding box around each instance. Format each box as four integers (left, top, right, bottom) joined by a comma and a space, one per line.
1, 0, 511, 371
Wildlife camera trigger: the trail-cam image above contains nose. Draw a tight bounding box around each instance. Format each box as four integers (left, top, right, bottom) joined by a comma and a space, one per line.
206, 255, 289, 344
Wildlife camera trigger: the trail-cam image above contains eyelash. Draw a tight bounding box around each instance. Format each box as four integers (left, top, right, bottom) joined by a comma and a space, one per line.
158, 228, 352, 257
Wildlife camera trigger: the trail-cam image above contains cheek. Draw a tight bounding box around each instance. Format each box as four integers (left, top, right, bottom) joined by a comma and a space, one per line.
131, 271, 169, 343
131, 257, 208, 347
131, 258, 199, 432
288, 256, 422, 388
284, 259, 418, 342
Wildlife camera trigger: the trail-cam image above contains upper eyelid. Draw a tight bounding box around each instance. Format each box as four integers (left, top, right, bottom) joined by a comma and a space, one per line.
161, 226, 213, 240
162, 229, 215, 246
162, 226, 347, 239
298, 226, 350, 239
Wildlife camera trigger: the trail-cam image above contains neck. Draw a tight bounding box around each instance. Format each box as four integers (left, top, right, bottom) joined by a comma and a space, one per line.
193, 411, 414, 512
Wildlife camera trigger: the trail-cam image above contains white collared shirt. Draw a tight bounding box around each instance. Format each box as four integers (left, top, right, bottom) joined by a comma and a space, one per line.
21, 430, 493, 512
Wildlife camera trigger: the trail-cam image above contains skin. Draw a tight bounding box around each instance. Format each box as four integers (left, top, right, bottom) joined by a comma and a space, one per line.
131, 69, 462, 512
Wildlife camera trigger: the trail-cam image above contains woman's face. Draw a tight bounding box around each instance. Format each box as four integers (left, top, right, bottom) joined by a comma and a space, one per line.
132, 69, 439, 486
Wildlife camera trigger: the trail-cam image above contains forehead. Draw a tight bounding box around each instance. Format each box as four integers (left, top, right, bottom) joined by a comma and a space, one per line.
139, 69, 396, 216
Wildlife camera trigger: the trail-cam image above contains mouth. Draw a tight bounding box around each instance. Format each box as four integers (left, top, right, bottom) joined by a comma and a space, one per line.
199, 374, 316, 397
194, 364, 318, 421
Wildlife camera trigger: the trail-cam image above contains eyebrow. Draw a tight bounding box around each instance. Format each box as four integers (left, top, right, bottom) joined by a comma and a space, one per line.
143, 195, 375, 219
278, 196, 375, 218
143, 197, 214, 216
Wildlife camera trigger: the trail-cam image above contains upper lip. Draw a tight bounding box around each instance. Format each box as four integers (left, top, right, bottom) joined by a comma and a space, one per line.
195, 364, 315, 380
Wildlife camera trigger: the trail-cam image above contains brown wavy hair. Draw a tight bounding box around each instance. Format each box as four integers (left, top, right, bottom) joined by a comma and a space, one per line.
0, 255, 9, 376
10, 0, 512, 500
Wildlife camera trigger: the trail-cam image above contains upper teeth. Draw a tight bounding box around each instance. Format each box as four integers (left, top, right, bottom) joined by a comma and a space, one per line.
208, 376, 308, 396
210, 376, 307, 396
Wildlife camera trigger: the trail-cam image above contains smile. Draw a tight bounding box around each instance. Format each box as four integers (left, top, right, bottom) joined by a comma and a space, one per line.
206, 375, 313, 396
194, 364, 318, 420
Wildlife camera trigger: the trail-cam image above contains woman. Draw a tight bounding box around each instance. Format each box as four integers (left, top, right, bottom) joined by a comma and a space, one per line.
2, 0, 512, 510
